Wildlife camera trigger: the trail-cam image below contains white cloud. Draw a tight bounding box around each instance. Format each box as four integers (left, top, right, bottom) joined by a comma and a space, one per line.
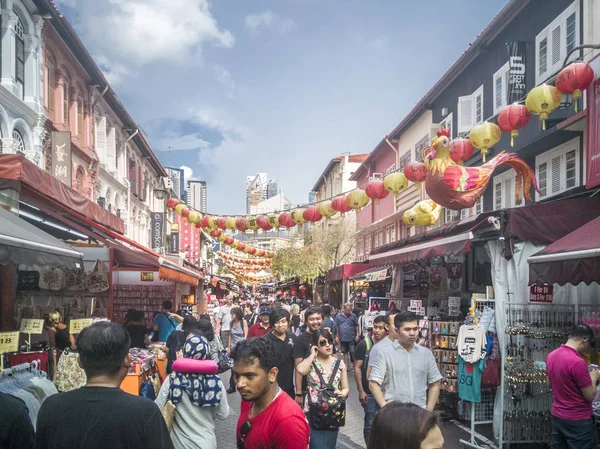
213, 65, 236, 98
356, 33, 388, 51
155, 131, 211, 152
245, 10, 295, 34
180, 165, 198, 181
188, 108, 248, 139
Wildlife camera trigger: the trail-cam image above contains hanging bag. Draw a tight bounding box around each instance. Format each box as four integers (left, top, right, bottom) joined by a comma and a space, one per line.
309, 359, 346, 430
85, 260, 109, 293
53, 348, 87, 392
481, 336, 501, 389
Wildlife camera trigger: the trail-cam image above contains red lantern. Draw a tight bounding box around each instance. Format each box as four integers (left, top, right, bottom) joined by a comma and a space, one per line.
210, 229, 222, 238
256, 215, 273, 232
278, 212, 295, 229
303, 206, 322, 223
238, 243, 246, 251
195, 222, 203, 229
181, 207, 190, 218
235, 217, 248, 232
299, 285, 307, 293
258, 250, 266, 257
556, 62, 595, 112
404, 162, 427, 184
166, 198, 180, 210
248, 247, 257, 255
365, 180, 390, 205
199, 216, 209, 228
449, 138, 475, 165
224, 236, 234, 245
331, 196, 352, 216
497, 104, 531, 147
216, 217, 227, 230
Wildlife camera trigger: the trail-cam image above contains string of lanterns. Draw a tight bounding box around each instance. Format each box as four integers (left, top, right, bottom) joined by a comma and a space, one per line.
217, 252, 272, 266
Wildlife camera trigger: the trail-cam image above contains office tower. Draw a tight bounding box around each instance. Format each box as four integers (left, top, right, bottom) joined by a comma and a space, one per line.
166, 167, 186, 202
266, 179, 279, 199
246, 173, 267, 214
187, 180, 207, 213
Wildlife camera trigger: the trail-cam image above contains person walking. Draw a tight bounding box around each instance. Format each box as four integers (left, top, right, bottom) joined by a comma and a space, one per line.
290, 304, 302, 336
264, 307, 297, 399
244, 304, 258, 327
335, 303, 359, 370
354, 315, 387, 444
367, 308, 400, 379
218, 296, 234, 350
292, 306, 324, 406
35, 321, 173, 449
155, 334, 229, 449
197, 317, 223, 363
546, 324, 600, 449
247, 306, 272, 338
126, 310, 151, 349
296, 328, 349, 449
227, 307, 248, 394
321, 305, 338, 343
153, 301, 179, 343
369, 311, 442, 411
232, 338, 309, 449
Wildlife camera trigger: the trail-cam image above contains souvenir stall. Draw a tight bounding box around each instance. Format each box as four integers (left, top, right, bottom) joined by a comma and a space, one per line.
349, 266, 392, 310
326, 263, 370, 309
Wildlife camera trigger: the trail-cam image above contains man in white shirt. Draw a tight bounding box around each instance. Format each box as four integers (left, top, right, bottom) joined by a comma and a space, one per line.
367, 309, 400, 379
218, 296, 233, 349
369, 311, 442, 411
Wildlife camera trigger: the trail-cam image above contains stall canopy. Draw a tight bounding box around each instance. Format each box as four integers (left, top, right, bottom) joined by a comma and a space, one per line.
350, 265, 392, 282
528, 215, 600, 286
327, 263, 370, 282
0, 206, 83, 267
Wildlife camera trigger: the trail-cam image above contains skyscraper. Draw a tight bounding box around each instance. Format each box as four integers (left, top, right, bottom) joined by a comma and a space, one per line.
246, 173, 268, 214
266, 179, 279, 199
187, 180, 207, 213
308, 191, 316, 204
166, 167, 186, 202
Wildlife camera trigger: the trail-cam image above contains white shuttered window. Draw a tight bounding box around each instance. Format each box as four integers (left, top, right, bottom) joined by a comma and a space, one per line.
493, 62, 510, 114
535, 138, 580, 200
95, 117, 107, 164
493, 170, 525, 210
106, 127, 116, 172
457, 85, 484, 134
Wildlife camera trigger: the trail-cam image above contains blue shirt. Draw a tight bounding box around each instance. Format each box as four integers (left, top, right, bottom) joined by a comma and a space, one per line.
153, 312, 178, 342
335, 312, 358, 342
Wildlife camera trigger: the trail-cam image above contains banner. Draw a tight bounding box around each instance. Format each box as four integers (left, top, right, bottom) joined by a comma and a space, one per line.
586, 55, 600, 189
168, 232, 179, 254
506, 41, 527, 104
152, 213, 164, 252
51, 131, 72, 185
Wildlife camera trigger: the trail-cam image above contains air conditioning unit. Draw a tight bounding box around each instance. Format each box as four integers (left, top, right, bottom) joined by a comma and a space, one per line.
368, 173, 383, 182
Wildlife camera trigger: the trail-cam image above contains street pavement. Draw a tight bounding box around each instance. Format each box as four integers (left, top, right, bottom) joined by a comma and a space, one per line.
215, 369, 473, 449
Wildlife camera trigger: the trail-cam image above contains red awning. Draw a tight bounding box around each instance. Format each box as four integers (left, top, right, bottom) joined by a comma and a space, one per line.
528, 215, 600, 286
0, 154, 124, 233
327, 263, 371, 282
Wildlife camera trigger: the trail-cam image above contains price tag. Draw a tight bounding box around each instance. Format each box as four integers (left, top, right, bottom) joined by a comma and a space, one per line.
0, 332, 20, 353
20, 319, 45, 335
70, 318, 93, 334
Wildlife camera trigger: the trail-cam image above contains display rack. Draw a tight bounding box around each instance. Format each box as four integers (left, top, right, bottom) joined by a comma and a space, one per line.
112, 284, 175, 323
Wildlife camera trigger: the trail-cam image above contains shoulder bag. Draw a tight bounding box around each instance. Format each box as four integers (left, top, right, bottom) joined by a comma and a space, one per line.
309, 359, 346, 430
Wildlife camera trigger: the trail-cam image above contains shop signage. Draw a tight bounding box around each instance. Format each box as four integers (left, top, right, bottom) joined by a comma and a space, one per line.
168, 232, 179, 254
19, 319, 44, 335
529, 284, 553, 303
448, 297, 461, 316
70, 318, 93, 334
171, 223, 179, 232
51, 131, 72, 185
586, 55, 600, 189
181, 294, 195, 305
506, 41, 527, 104
0, 331, 19, 353
140, 272, 154, 282
365, 268, 388, 282
152, 213, 164, 252
408, 300, 425, 316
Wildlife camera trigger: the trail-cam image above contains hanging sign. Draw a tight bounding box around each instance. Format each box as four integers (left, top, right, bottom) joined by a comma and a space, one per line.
70, 318, 94, 334
365, 268, 389, 282
506, 41, 527, 104
20, 319, 44, 335
529, 284, 553, 303
152, 213, 164, 252
448, 297, 461, 316
0, 331, 20, 353
140, 272, 154, 282
51, 131, 72, 185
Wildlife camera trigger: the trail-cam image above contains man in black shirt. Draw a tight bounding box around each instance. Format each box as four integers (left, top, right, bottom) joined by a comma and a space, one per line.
0, 392, 34, 449
35, 321, 173, 449
353, 315, 387, 444
264, 307, 296, 398
292, 306, 323, 406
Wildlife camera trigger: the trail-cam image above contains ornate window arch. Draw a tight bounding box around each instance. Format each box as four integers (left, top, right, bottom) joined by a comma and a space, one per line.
12, 129, 25, 154
75, 166, 85, 194
105, 186, 112, 211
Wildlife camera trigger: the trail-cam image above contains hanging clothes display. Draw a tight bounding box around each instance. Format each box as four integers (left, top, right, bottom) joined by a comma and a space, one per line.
457, 323, 487, 363
457, 355, 487, 402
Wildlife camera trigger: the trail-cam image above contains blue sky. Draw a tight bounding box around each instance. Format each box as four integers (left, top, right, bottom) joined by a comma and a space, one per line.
56, 0, 507, 214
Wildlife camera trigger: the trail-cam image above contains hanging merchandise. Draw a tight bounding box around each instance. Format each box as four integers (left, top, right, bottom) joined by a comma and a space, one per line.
18, 270, 40, 291
448, 138, 474, 165
65, 269, 86, 291
54, 348, 87, 392
555, 61, 594, 112
402, 199, 441, 227
365, 180, 390, 205
468, 122, 501, 162
457, 355, 487, 403
497, 104, 531, 147
39, 267, 66, 291
525, 84, 561, 131
346, 189, 369, 211
85, 260, 109, 293
457, 323, 486, 363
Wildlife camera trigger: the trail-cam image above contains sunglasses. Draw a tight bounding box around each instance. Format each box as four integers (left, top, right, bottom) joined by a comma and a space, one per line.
237, 420, 252, 449
318, 339, 333, 347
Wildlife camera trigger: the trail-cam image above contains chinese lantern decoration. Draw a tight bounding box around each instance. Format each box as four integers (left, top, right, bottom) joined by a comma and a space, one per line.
248, 247, 257, 255
383, 172, 408, 198
210, 229, 222, 239
217, 232, 227, 242
469, 122, 501, 162
291, 209, 307, 226
199, 216, 209, 228
556, 62, 594, 112
235, 217, 248, 233
181, 208, 190, 218
448, 138, 475, 165
246, 216, 260, 235
166, 198, 180, 210
206, 216, 217, 230
216, 217, 227, 230
224, 236, 234, 245
174, 203, 186, 216
331, 196, 352, 216
497, 104, 531, 147
317, 200, 337, 220
187, 210, 201, 224
256, 215, 272, 232
303, 206, 322, 224
299, 285, 307, 293
365, 180, 390, 205
525, 84, 561, 131
346, 189, 369, 211
195, 222, 203, 229
404, 162, 428, 184
257, 250, 266, 257
225, 217, 237, 231
267, 214, 280, 229
237, 243, 246, 252
278, 212, 295, 230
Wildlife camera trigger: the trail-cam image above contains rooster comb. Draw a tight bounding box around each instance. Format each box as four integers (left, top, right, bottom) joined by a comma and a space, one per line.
437, 128, 451, 138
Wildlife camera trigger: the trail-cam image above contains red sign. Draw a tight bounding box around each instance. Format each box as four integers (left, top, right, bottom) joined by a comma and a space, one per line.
529, 284, 553, 303
586, 56, 600, 189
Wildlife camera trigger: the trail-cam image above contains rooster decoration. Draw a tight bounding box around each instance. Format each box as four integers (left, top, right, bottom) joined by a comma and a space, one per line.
402, 199, 442, 227
422, 128, 539, 210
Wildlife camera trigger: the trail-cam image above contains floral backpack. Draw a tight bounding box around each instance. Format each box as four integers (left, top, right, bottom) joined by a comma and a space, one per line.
308, 359, 346, 430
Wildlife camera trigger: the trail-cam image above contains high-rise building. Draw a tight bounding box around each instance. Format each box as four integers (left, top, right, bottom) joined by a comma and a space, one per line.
266, 179, 279, 199
248, 193, 292, 215
308, 191, 316, 204
246, 173, 268, 214
187, 180, 207, 213
166, 167, 186, 202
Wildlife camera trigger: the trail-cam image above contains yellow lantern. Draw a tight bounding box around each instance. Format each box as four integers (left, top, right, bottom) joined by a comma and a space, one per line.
174, 204, 186, 216
246, 216, 260, 234
206, 216, 218, 230
525, 84, 562, 131
383, 172, 409, 198
317, 201, 337, 220
187, 210, 201, 224
346, 189, 369, 211
469, 122, 501, 162
225, 217, 237, 231
267, 214, 280, 229
291, 209, 307, 226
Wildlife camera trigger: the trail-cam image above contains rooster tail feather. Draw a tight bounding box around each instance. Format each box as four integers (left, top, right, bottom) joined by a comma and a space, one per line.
501, 155, 541, 202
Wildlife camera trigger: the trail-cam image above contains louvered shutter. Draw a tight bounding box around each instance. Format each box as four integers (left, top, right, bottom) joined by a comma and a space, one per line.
551, 155, 561, 194
137, 165, 142, 197
551, 25, 561, 67
48, 69, 56, 114
458, 95, 473, 133
503, 178, 513, 208
15, 36, 24, 85
77, 99, 84, 142
95, 117, 107, 163
128, 159, 137, 195
106, 127, 116, 172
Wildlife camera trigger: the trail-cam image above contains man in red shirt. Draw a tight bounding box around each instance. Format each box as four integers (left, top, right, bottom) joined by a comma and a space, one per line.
232, 337, 309, 449
247, 306, 272, 338
546, 324, 600, 449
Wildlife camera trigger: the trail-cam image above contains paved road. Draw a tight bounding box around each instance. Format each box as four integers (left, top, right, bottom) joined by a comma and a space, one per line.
215, 370, 474, 449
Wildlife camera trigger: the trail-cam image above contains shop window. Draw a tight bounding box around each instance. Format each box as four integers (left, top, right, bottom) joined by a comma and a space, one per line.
457, 85, 483, 134
364, 235, 371, 255
493, 170, 524, 210
75, 167, 85, 193
444, 208, 459, 224
399, 151, 411, 170
439, 113, 453, 139
386, 223, 396, 244
493, 62, 509, 115
474, 197, 483, 215
535, 138, 579, 201
356, 238, 364, 257
12, 129, 25, 154
14, 13, 25, 99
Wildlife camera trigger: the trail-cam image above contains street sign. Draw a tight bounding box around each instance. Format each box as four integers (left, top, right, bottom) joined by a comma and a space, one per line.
212, 242, 221, 253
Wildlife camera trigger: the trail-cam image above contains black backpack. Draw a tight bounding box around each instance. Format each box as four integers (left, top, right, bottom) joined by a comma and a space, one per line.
308, 359, 346, 430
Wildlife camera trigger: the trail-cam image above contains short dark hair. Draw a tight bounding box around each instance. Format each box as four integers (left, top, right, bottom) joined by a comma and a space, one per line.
304, 306, 323, 322
394, 311, 418, 329
232, 337, 278, 372
322, 305, 332, 316
133, 310, 145, 322
197, 318, 215, 342
386, 308, 400, 325
373, 315, 387, 325
230, 307, 244, 322
182, 316, 199, 335
269, 307, 290, 326
311, 328, 334, 347
367, 402, 440, 449
569, 324, 595, 341
77, 321, 130, 378
162, 300, 173, 311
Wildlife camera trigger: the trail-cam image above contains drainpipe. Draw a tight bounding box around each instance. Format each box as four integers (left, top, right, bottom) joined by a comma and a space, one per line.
91, 85, 109, 107
125, 128, 139, 144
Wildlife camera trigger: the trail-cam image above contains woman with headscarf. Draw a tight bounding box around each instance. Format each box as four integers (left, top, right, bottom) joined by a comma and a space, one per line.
155, 333, 229, 449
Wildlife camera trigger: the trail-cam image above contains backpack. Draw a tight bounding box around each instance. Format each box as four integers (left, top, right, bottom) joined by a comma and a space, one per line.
308, 359, 346, 430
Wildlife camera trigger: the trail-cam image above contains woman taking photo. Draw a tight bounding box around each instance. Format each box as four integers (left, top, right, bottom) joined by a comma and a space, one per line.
367, 402, 444, 449
290, 304, 301, 336
296, 328, 349, 449
226, 307, 247, 394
